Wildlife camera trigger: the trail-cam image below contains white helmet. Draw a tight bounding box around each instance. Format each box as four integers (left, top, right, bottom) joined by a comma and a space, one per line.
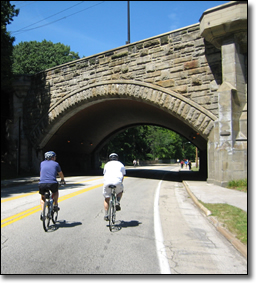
109, 153, 118, 160
45, 151, 56, 160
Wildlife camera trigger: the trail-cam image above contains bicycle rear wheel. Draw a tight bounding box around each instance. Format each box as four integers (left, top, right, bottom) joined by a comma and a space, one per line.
42, 201, 51, 232
108, 197, 116, 231
52, 209, 58, 224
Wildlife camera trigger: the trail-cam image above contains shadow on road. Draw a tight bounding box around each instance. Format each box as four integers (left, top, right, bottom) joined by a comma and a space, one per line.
1, 183, 86, 198
126, 169, 206, 182
47, 220, 82, 232
107, 220, 142, 232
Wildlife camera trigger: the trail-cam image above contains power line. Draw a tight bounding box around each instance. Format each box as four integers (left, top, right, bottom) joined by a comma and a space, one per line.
12, 1, 105, 35
12, 1, 84, 34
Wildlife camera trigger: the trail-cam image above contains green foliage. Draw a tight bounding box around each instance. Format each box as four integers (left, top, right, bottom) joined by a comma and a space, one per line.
1, 1, 19, 90
100, 125, 197, 164
1, 1, 19, 153
12, 40, 80, 75
146, 126, 183, 160
227, 179, 247, 192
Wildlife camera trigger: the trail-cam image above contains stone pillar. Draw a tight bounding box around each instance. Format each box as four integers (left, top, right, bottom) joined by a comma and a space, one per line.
200, 1, 247, 186
7, 75, 32, 173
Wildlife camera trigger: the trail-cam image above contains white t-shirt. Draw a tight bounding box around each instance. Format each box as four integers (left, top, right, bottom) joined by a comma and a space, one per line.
103, 160, 126, 185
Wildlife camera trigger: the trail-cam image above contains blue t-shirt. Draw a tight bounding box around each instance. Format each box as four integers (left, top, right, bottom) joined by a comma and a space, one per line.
39, 160, 62, 184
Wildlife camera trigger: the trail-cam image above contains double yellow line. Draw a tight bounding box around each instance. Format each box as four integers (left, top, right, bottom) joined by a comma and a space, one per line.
1, 183, 103, 228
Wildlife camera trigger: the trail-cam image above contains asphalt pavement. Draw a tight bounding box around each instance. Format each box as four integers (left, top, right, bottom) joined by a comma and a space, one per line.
1, 169, 247, 259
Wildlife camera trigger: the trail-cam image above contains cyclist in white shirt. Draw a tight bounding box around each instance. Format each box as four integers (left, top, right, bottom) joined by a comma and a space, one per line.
103, 153, 126, 221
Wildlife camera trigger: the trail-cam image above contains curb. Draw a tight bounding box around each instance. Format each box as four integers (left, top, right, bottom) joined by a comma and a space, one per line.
182, 181, 247, 259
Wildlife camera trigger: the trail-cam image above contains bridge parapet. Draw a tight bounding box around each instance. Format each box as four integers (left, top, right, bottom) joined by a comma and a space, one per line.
40, 22, 220, 119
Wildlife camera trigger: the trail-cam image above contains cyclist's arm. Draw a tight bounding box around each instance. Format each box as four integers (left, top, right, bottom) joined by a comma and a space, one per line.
58, 171, 65, 183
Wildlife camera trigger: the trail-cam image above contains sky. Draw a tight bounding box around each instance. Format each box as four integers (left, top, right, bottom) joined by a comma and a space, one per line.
7, 1, 232, 59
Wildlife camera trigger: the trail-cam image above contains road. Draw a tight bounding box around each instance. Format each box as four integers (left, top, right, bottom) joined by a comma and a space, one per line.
1, 165, 247, 274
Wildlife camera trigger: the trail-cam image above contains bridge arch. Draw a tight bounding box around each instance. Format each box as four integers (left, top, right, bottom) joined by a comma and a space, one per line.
31, 80, 216, 150
27, 80, 216, 174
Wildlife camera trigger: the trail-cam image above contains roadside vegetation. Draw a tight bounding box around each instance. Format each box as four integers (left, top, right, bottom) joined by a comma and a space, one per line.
227, 178, 247, 192
199, 178, 247, 245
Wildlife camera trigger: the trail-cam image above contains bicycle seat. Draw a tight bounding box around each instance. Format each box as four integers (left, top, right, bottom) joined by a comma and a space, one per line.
44, 191, 50, 198
108, 185, 116, 189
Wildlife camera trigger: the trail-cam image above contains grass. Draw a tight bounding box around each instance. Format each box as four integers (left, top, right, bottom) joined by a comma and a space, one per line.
227, 178, 247, 192
199, 178, 247, 245
199, 201, 247, 245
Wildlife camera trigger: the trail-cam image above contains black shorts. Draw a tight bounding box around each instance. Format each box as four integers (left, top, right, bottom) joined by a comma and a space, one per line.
39, 183, 59, 195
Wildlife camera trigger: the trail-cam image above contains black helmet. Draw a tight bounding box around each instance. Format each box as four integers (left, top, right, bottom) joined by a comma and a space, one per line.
109, 153, 118, 160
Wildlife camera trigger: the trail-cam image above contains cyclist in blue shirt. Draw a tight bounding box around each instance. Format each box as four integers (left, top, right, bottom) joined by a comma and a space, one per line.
39, 151, 65, 220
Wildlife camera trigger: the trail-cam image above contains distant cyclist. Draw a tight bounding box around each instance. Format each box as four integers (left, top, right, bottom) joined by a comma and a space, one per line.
103, 153, 126, 221
39, 151, 65, 220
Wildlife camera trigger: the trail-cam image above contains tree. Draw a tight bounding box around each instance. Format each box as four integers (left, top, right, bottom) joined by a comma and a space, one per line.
1, 1, 19, 154
12, 40, 80, 75
100, 125, 191, 164
1, 1, 19, 89
146, 126, 184, 160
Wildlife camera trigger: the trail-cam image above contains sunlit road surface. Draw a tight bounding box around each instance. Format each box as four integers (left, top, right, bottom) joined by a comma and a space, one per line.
1, 165, 247, 274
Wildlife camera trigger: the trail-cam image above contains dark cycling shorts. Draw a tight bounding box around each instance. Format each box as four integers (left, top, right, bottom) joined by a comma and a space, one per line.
39, 183, 58, 195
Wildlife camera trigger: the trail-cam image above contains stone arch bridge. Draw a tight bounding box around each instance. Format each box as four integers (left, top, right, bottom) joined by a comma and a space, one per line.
9, 1, 247, 186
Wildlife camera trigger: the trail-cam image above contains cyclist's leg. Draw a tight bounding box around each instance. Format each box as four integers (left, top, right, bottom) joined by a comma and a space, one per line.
115, 182, 124, 204
104, 197, 110, 211
40, 195, 45, 211
52, 191, 59, 206
103, 184, 111, 219
49, 183, 59, 211
39, 184, 47, 216
117, 191, 123, 202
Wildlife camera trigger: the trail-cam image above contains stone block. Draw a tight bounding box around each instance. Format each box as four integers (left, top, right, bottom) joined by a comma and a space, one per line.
157, 79, 175, 88
184, 60, 199, 70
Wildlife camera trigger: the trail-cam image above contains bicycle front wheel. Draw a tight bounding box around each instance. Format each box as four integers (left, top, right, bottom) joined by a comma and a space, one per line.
43, 201, 51, 232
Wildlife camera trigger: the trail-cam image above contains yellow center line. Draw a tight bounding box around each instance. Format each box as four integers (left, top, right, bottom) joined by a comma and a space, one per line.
1, 191, 38, 203
1, 183, 103, 228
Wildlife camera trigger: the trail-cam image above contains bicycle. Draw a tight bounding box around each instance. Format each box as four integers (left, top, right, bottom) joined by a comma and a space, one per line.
108, 185, 117, 231
42, 190, 58, 232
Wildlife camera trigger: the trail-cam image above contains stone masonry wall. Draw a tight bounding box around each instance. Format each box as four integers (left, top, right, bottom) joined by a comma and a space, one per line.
24, 23, 222, 139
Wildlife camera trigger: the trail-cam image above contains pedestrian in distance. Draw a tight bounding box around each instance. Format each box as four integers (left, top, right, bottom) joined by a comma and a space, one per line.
188, 160, 192, 170
103, 153, 126, 221
38, 151, 66, 220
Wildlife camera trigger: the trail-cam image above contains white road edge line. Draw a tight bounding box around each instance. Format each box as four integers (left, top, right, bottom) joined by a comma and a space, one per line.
154, 180, 171, 274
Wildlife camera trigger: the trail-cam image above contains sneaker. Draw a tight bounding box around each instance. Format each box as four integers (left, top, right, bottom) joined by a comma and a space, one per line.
40, 213, 43, 221
104, 215, 109, 221
53, 205, 60, 212
116, 202, 121, 211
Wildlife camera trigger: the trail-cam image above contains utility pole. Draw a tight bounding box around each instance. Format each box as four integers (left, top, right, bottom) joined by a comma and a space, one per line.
126, 1, 130, 44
